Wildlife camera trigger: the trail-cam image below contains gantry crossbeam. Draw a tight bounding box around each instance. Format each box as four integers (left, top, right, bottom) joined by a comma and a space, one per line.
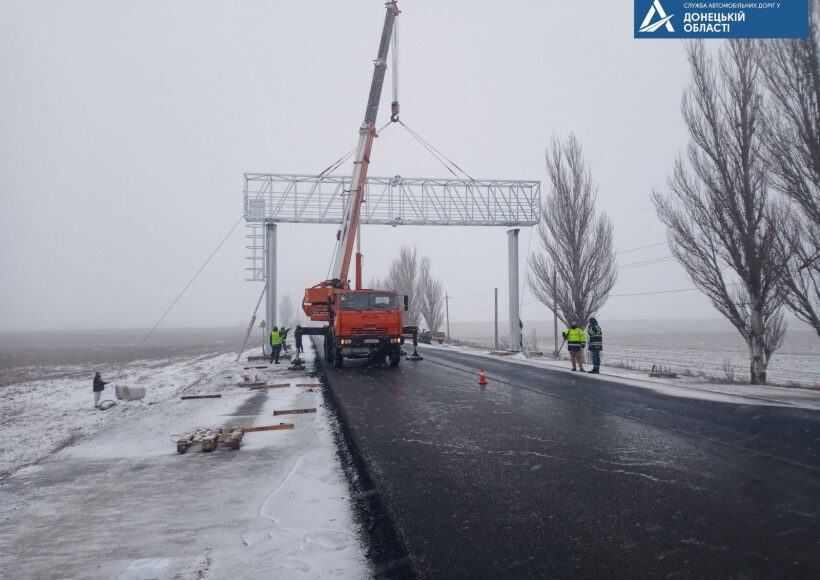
243, 173, 541, 227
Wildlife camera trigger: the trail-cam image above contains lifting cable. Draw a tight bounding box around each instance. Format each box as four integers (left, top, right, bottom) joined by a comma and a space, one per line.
111, 215, 244, 382
396, 120, 475, 182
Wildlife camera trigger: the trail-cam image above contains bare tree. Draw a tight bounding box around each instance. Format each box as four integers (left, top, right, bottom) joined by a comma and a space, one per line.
527, 134, 617, 327
761, 8, 820, 336
653, 40, 786, 385
278, 294, 295, 329
384, 245, 420, 326
418, 256, 445, 331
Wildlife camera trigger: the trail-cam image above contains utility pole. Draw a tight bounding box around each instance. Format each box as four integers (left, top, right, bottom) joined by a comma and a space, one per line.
445, 292, 450, 339
552, 268, 559, 357
494, 288, 498, 350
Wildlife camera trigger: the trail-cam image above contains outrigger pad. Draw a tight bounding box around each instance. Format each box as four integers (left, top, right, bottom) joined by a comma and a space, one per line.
408, 352, 423, 361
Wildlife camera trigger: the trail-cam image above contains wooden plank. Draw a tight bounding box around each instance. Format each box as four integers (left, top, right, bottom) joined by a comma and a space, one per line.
296, 383, 322, 388
249, 383, 290, 390
181, 394, 222, 400
247, 356, 268, 362
244, 423, 295, 432
274, 408, 317, 416
242, 366, 269, 370
246, 381, 267, 387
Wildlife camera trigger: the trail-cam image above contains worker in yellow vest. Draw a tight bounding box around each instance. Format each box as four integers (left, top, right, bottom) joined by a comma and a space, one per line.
270, 326, 283, 364
562, 322, 586, 372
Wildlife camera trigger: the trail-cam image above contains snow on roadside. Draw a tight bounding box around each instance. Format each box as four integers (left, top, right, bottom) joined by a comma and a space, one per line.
0, 352, 235, 477
428, 342, 820, 411
1, 346, 372, 579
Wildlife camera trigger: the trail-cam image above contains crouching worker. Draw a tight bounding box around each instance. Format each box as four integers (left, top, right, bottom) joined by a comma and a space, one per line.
93, 371, 108, 408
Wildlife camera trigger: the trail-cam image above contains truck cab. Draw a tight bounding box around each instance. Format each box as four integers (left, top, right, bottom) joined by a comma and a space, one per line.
329, 290, 405, 368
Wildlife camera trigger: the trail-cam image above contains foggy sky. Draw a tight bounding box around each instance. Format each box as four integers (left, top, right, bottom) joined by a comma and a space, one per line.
0, 0, 796, 331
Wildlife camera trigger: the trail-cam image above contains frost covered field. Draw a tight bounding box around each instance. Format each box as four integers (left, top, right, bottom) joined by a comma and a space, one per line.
449, 318, 820, 387
0, 329, 370, 579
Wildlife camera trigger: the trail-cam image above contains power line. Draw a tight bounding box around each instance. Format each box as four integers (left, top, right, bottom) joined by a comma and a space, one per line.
617, 256, 675, 269
617, 241, 668, 254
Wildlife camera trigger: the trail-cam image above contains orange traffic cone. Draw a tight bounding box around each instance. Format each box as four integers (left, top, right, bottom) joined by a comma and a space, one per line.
478, 368, 487, 386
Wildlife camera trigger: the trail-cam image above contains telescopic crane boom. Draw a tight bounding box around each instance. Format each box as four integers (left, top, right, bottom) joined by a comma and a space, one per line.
303, 0, 400, 320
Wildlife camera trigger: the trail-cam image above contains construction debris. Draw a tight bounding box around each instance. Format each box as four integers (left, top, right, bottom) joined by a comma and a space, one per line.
274, 408, 317, 416
248, 383, 289, 390
244, 423, 295, 432
177, 427, 244, 453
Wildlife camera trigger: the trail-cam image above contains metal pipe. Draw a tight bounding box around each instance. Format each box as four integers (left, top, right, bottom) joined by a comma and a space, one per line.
265, 222, 277, 353
507, 229, 520, 352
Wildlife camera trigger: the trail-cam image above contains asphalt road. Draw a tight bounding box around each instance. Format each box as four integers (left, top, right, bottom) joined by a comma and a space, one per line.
323, 345, 820, 580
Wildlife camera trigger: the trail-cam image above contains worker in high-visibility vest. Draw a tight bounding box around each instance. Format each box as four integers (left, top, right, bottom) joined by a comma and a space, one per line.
270, 326, 283, 364
587, 317, 603, 374
562, 322, 586, 372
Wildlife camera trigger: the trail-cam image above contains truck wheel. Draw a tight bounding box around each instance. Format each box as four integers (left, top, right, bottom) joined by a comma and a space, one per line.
324, 339, 333, 363
334, 350, 343, 369
389, 354, 401, 367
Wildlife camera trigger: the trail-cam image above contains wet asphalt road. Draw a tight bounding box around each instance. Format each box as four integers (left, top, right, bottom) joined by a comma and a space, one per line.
323, 345, 820, 580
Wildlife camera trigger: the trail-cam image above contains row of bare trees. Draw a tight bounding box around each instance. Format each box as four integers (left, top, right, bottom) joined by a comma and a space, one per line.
527, 17, 818, 385
371, 245, 446, 332
653, 19, 819, 384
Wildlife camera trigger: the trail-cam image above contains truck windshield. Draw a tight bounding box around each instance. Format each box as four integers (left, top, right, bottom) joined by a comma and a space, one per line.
340, 292, 397, 311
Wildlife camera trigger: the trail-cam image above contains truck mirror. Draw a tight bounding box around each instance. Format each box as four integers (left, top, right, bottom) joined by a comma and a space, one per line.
403, 295, 409, 311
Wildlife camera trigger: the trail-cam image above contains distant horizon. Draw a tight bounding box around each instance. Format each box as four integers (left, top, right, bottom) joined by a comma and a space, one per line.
0, 315, 815, 334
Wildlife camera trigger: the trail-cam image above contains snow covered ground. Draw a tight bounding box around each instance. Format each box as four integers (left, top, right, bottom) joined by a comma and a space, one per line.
2, 330, 819, 580
0, 345, 371, 579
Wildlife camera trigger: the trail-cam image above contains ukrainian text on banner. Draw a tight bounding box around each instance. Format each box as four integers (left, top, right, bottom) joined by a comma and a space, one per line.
634, 1, 809, 38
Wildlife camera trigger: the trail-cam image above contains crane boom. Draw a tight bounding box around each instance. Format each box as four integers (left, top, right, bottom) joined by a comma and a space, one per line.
329, 1, 399, 286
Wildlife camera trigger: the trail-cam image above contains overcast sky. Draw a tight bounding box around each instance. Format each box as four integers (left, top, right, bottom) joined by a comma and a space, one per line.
1, 0, 804, 332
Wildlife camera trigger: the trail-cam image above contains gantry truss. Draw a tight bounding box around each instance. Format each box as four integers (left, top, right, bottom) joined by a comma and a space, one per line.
244, 173, 541, 226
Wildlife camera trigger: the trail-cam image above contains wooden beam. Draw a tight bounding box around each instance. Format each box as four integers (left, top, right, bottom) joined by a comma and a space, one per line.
248, 383, 290, 390
244, 423, 295, 432
274, 408, 317, 416
296, 383, 322, 388
181, 394, 222, 400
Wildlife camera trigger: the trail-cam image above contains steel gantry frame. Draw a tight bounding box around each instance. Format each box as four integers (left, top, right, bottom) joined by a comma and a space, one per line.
244, 173, 541, 352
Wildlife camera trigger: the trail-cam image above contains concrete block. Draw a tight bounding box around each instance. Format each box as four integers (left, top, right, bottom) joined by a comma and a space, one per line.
115, 385, 146, 401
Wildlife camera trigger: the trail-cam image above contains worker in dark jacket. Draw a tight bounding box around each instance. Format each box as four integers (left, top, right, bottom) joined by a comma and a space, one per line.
93, 371, 108, 408
295, 325, 304, 354
562, 322, 586, 372
587, 317, 603, 374
270, 326, 283, 364
281, 327, 291, 353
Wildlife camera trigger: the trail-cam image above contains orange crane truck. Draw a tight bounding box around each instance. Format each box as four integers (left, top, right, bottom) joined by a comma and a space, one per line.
296, 1, 421, 369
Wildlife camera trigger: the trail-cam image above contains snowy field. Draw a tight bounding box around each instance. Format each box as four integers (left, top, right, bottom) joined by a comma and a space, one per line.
447, 319, 820, 388
0, 334, 371, 579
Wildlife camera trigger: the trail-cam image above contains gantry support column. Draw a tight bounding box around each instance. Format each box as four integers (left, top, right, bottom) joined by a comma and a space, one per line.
507, 228, 520, 352
264, 222, 277, 354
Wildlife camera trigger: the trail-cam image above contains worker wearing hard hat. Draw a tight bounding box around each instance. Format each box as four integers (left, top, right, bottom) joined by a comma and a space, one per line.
562, 322, 586, 372
270, 326, 283, 364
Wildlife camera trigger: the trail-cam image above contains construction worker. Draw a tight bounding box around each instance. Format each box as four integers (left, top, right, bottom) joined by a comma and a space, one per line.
281, 327, 291, 353
587, 317, 603, 374
295, 325, 304, 355
92, 371, 108, 408
270, 326, 283, 364
562, 322, 586, 372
